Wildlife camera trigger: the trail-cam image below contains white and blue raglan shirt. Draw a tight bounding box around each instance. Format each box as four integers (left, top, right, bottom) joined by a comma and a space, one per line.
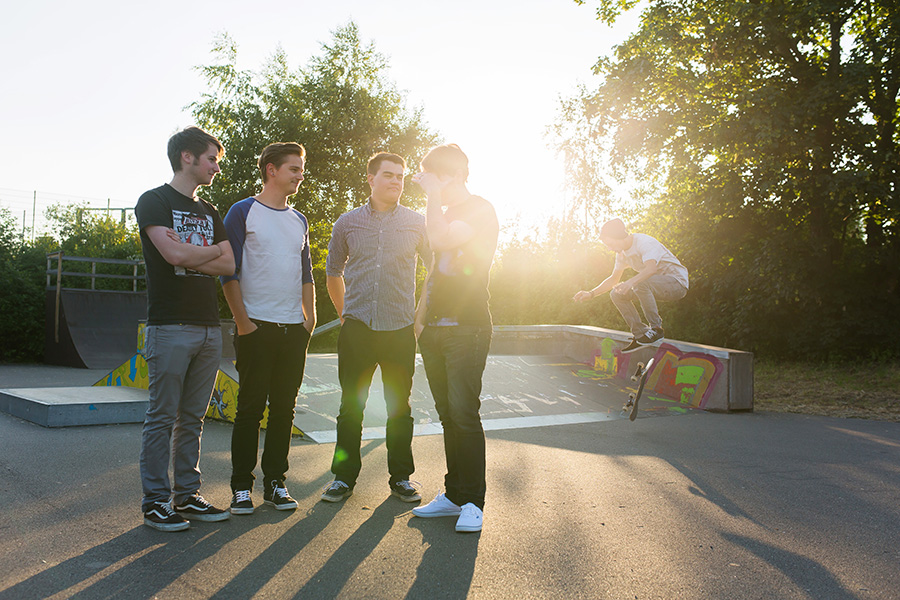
220, 198, 314, 324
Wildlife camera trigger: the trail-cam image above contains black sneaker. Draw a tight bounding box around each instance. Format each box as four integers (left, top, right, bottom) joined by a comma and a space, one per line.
264, 480, 298, 511
231, 489, 254, 515
143, 501, 190, 532
621, 338, 643, 353
321, 480, 353, 503
173, 494, 231, 522
390, 480, 422, 502
636, 328, 664, 345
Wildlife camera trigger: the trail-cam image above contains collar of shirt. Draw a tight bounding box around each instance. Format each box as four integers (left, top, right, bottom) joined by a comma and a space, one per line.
364, 198, 401, 217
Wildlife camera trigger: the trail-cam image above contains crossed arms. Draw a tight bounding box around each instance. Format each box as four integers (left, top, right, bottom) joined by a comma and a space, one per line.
145, 225, 235, 276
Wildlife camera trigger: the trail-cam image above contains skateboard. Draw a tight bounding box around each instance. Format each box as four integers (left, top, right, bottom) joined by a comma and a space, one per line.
623, 357, 655, 421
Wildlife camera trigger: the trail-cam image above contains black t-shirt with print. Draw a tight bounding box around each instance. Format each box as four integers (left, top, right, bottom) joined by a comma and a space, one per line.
425, 195, 498, 327
135, 184, 227, 326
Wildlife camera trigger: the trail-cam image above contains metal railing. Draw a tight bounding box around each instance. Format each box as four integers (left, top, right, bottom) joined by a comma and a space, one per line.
46, 252, 145, 292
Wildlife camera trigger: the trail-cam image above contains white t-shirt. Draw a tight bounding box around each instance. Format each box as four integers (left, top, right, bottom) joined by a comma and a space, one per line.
220, 198, 313, 323
614, 233, 689, 289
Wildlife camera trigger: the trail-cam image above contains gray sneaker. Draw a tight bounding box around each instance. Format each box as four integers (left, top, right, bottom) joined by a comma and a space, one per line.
321, 480, 353, 503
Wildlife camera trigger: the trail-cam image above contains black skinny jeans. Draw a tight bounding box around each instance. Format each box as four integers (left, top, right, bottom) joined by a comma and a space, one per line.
331, 319, 416, 487
418, 325, 491, 510
231, 320, 310, 492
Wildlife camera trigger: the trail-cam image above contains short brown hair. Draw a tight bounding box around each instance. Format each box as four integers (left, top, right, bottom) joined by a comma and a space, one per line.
258, 142, 306, 182
167, 126, 224, 172
419, 144, 469, 181
600, 218, 628, 240
367, 152, 406, 176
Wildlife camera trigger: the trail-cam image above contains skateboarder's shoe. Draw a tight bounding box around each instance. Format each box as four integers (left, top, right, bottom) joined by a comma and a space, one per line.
621, 338, 643, 353
637, 328, 664, 345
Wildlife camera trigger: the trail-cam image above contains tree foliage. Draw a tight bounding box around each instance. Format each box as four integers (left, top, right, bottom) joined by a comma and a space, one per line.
0, 207, 45, 361
190, 22, 441, 323
555, 0, 900, 358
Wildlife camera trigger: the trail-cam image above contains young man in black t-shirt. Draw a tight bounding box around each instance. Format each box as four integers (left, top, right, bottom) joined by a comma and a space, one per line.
411, 144, 498, 533
134, 127, 235, 531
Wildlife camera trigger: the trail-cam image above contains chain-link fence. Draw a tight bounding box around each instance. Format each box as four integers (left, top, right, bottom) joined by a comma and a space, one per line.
0, 187, 136, 241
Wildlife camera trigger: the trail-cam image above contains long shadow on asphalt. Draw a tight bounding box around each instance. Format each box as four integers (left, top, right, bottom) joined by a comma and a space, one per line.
403, 520, 479, 600
0, 522, 236, 599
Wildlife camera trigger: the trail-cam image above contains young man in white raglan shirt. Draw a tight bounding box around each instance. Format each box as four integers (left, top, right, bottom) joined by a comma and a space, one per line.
221, 142, 316, 515
574, 218, 689, 353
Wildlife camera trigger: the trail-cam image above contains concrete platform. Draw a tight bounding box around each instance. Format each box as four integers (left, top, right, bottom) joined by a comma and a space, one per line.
0, 386, 149, 427
1, 354, 679, 436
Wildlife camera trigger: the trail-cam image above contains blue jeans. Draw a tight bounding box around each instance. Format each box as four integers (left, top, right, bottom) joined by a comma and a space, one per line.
331, 319, 416, 487
140, 324, 222, 511
231, 321, 310, 492
418, 325, 491, 510
610, 275, 687, 337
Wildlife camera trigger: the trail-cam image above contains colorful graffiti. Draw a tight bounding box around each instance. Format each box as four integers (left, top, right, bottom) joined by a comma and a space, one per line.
94, 349, 301, 435
574, 337, 631, 380
577, 339, 724, 410
645, 343, 723, 409
94, 353, 149, 389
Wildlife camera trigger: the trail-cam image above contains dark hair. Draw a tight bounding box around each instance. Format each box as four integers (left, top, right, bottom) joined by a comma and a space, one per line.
600, 218, 629, 240
258, 142, 306, 182
167, 127, 224, 172
367, 152, 406, 176
419, 144, 469, 181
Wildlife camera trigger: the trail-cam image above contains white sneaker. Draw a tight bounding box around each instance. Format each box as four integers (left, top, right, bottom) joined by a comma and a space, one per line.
412, 492, 461, 517
455, 503, 483, 532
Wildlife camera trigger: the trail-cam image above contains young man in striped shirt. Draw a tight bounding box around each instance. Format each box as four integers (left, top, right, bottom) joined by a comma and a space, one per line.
321, 152, 430, 503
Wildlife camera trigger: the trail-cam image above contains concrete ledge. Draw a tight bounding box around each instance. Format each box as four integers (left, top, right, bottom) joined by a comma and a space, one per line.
491, 325, 754, 412
0, 386, 149, 427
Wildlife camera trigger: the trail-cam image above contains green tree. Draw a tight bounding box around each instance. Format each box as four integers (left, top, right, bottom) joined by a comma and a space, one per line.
0, 207, 45, 361
191, 22, 441, 323
554, 0, 900, 358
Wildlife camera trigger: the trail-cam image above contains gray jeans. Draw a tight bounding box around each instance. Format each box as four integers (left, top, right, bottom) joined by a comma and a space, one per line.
610, 275, 687, 337
140, 324, 222, 510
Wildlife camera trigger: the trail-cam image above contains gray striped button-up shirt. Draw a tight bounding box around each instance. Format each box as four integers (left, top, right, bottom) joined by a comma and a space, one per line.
325, 200, 430, 331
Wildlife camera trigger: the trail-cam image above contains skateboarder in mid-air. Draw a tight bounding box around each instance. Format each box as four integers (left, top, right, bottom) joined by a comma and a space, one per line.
574, 218, 688, 353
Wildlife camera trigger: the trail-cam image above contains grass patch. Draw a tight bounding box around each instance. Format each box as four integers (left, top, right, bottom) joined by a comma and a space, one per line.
754, 360, 900, 421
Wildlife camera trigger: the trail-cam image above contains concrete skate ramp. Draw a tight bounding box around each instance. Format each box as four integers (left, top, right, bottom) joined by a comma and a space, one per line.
44, 289, 147, 370
294, 354, 664, 443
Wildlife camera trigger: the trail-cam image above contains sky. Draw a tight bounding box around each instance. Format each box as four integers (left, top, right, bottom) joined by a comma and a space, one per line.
0, 0, 640, 238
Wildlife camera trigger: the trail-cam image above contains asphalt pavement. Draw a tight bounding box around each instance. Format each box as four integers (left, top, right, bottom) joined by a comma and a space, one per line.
0, 362, 899, 599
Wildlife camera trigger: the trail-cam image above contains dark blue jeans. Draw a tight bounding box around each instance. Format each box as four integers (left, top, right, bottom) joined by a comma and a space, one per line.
231, 321, 310, 492
332, 319, 416, 487
418, 325, 491, 510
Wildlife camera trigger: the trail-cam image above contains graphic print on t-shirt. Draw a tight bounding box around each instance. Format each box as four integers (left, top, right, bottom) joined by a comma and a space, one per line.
172, 209, 215, 277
